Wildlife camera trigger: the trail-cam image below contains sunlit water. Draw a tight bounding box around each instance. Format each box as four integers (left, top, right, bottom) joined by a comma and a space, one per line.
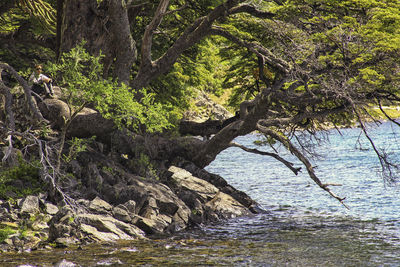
1, 121, 400, 266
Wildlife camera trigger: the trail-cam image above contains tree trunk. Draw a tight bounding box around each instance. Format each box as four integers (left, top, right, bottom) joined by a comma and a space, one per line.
60, 0, 135, 84
106, 0, 136, 85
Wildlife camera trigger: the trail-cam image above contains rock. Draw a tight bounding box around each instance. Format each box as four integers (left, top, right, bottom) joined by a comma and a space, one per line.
20, 196, 40, 214
31, 220, 49, 231
21, 235, 41, 251
176, 161, 258, 209
183, 90, 232, 122
134, 215, 171, 235
38, 98, 70, 130
168, 165, 253, 223
80, 224, 120, 242
205, 191, 252, 220
48, 206, 76, 242
50, 224, 73, 241
112, 206, 131, 223
85, 164, 104, 194
168, 166, 219, 201
54, 259, 77, 267
122, 200, 136, 214
0, 221, 18, 229
89, 196, 112, 214
78, 213, 145, 240
2, 238, 13, 246
45, 202, 59, 215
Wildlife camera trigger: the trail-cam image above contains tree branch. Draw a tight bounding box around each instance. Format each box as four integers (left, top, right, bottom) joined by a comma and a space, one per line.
377, 99, 400, 127
229, 142, 301, 175
257, 125, 348, 208
140, 0, 170, 67
210, 26, 290, 74
228, 4, 275, 19
258, 105, 347, 128
352, 105, 400, 184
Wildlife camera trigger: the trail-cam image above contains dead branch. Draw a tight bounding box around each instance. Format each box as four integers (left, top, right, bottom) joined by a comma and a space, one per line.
5, 129, 77, 208
229, 141, 301, 175
352, 105, 400, 184
378, 99, 400, 127
257, 124, 348, 208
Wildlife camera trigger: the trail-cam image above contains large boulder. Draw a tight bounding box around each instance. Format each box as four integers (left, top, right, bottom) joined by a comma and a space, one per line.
20, 195, 40, 214
168, 166, 253, 222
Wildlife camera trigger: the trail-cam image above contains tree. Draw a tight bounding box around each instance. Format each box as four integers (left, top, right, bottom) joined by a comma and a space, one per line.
1, 0, 400, 207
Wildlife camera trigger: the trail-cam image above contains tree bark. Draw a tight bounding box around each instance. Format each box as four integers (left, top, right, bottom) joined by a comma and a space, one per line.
106, 0, 137, 84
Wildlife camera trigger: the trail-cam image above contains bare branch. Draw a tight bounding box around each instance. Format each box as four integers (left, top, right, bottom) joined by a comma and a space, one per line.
127, 1, 149, 10
4, 129, 77, 208
133, 0, 245, 89
257, 125, 348, 208
378, 99, 400, 127
229, 141, 301, 175
352, 106, 400, 184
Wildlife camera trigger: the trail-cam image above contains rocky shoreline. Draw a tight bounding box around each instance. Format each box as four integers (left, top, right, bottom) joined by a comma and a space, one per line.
0, 163, 259, 252
0, 87, 260, 252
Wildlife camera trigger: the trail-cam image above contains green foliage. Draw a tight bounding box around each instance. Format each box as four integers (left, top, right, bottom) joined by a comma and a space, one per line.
129, 152, 159, 180
0, 0, 56, 35
0, 157, 44, 200
63, 137, 95, 163
47, 42, 175, 134
0, 227, 16, 243
0, 0, 56, 69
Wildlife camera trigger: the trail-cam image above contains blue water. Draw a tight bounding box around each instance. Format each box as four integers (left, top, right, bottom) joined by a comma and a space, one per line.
206, 121, 400, 223
199, 121, 400, 265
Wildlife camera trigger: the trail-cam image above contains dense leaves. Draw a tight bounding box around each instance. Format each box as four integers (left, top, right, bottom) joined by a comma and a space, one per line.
47, 43, 175, 133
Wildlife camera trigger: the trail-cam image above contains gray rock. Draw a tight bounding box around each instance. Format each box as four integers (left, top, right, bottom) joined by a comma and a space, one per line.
80, 223, 120, 242
20, 196, 40, 214
89, 196, 112, 214
112, 206, 131, 223
54, 237, 78, 248
78, 213, 145, 240
31, 220, 49, 231
205, 191, 252, 220
122, 200, 136, 214
169, 166, 252, 222
134, 214, 171, 235
45, 202, 59, 215
169, 166, 219, 201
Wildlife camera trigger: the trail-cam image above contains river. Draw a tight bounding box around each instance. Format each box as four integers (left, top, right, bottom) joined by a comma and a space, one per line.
2, 121, 400, 266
